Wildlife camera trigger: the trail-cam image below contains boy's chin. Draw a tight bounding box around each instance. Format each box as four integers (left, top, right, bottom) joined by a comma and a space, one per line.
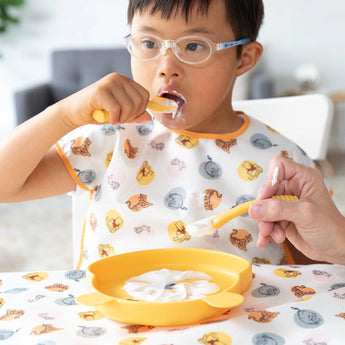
152, 112, 187, 131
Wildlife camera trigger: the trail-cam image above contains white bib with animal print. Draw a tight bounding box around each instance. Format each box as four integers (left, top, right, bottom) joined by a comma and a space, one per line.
56, 113, 314, 269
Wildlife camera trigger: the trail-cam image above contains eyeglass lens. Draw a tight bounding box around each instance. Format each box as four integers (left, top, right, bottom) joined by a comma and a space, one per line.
128, 34, 212, 63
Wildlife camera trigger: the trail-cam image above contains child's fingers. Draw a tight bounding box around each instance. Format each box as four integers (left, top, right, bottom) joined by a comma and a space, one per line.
90, 91, 122, 124
94, 89, 146, 125
109, 89, 137, 124
129, 81, 151, 115
118, 82, 150, 122
127, 111, 152, 124
89, 73, 150, 125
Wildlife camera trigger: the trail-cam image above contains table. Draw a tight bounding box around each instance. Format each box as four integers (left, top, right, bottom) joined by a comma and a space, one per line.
0, 264, 344, 345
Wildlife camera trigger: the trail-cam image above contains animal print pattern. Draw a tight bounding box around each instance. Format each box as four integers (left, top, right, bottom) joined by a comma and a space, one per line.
56, 114, 315, 269
1, 264, 343, 343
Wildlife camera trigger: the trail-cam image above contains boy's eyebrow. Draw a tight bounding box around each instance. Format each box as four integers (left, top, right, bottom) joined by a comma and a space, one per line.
185, 27, 216, 35
136, 25, 158, 33
136, 25, 215, 36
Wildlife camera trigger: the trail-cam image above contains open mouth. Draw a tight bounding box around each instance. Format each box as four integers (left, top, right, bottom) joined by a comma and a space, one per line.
159, 91, 186, 117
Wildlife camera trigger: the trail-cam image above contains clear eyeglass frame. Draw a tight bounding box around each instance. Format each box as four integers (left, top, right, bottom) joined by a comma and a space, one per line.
123, 33, 250, 65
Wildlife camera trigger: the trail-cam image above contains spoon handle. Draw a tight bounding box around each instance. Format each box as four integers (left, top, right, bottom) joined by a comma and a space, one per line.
211, 195, 298, 229
91, 97, 177, 123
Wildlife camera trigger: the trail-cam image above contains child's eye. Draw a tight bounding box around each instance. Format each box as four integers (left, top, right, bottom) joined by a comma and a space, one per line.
185, 42, 205, 52
142, 40, 158, 49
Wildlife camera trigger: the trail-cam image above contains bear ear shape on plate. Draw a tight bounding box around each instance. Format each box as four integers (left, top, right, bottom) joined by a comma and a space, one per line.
202, 291, 244, 308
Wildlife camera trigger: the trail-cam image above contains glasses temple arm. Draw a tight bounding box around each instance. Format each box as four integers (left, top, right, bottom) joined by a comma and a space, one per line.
216, 38, 251, 50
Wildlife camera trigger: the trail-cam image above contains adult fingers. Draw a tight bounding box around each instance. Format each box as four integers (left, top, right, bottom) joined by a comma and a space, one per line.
257, 156, 310, 200
256, 220, 274, 247
256, 220, 286, 247
249, 198, 307, 226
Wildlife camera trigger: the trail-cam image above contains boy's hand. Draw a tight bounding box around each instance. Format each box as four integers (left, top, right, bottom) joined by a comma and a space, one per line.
56, 73, 152, 128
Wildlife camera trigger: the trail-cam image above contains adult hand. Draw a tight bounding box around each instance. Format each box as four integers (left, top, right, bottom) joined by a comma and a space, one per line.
249, 156, 345, 265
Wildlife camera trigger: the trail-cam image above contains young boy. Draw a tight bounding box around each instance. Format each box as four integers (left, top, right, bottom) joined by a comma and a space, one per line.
0, 0, 314, 269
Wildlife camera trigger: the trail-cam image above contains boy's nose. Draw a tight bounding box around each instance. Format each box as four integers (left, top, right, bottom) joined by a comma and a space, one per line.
160, 40, 179, 56
157, 48, 183, 79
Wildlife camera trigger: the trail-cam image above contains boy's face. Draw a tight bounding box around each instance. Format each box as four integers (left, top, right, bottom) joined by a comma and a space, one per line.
130, 0, 259, 133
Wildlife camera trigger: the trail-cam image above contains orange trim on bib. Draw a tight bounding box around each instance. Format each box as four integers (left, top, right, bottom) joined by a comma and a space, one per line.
168, 112, 250, 140
55, 142, 92, 192
75, 190, 94, 270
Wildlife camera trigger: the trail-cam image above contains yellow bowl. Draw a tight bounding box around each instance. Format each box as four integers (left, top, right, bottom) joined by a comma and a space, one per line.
76, 248, 252, 326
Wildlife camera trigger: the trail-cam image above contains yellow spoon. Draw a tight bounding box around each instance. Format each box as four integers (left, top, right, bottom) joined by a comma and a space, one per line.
187, 195, 298, 237
92, 97, 178, 123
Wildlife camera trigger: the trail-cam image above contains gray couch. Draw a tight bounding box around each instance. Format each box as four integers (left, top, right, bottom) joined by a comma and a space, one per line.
14, 48, 132, 125
14, 47, 272, 125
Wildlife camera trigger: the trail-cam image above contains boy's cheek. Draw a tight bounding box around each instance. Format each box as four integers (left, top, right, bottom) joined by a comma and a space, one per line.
132, 73, 155, 97
131, 59, 150, 78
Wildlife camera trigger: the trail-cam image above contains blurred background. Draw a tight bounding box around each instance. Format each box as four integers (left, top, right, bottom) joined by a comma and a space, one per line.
0, 0, 344, 271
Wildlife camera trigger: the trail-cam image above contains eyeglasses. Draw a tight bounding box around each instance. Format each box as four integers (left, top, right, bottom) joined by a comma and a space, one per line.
123, 33, 250, 65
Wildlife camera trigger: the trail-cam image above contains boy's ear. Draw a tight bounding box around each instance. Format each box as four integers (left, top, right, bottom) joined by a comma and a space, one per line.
235, 41, 263, 77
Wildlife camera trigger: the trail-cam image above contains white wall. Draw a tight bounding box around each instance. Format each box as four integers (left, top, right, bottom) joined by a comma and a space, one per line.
258, 0, 345, 94
0, 0, 129, 138
1, 0, 345, 151
257, 0, 345, 153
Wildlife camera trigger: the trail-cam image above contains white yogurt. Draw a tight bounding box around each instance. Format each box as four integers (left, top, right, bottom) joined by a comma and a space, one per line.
123, 268, 220, 303
186, 216, 214, 237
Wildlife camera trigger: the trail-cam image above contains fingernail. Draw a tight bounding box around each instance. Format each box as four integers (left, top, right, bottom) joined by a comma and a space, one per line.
272, 166, 279, 186
250, 204, 265, 219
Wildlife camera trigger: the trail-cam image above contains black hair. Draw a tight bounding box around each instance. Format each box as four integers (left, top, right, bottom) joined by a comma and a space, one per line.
127, 0, 264, 41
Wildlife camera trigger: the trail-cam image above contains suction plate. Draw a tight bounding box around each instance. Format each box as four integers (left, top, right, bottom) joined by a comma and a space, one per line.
76, 248, 252, 326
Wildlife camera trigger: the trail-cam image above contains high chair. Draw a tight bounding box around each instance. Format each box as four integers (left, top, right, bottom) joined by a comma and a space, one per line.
233, 94, 334, 175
